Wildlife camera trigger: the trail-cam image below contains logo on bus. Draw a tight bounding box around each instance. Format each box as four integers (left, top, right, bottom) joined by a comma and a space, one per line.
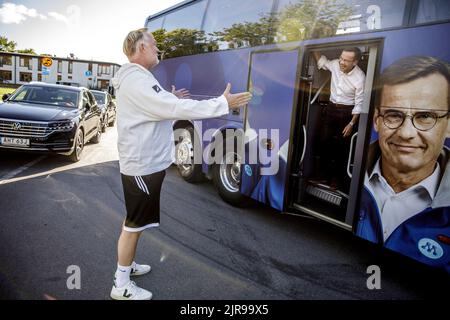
417, 238, 443, 260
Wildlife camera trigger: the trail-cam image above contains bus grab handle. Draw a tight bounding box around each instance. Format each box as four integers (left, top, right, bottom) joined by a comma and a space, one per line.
300, 125, 307, 165
347, 133, 358, 178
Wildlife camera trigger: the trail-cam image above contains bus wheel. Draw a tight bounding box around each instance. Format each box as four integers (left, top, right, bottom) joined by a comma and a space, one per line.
213, 149, 249, 206
174, 125, 203, 183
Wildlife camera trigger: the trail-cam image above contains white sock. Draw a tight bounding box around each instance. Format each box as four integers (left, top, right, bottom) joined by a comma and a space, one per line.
114, 263, 132, 288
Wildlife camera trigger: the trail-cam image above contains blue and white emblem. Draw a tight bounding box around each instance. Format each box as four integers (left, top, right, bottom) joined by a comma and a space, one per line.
417, 238, 444, 260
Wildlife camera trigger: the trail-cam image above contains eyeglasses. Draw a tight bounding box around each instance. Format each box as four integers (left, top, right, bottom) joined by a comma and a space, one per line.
378, 109, 449, 131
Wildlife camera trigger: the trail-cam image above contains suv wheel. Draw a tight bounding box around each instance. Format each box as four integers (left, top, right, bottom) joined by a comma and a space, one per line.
69, 129, 84, 162
91, 121, 102, 144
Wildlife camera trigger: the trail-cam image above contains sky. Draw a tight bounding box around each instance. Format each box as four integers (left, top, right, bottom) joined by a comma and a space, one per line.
0, 0, 184, 65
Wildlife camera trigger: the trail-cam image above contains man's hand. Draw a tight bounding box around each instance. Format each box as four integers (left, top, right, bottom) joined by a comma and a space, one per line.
171, 85, 190, 99
342, 123, 353, 137
222, 83, 252, 109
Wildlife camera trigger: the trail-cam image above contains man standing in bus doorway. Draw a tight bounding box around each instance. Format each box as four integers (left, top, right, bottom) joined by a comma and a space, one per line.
110, 28, 252, 300
357, 56, 450, 272
313, 48, 365, 191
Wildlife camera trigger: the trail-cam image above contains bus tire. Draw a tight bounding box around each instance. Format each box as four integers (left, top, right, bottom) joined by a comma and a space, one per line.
174, 125, 203, 183
212, 148, 250, 207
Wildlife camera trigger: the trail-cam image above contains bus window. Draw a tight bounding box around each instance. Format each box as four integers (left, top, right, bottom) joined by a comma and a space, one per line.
162, 0, 207, 32
146, 16, 164, 32
157, 0, 208, 59
202, 0, 275, 50
274, 0, 406, 42
415, 0, 450, 24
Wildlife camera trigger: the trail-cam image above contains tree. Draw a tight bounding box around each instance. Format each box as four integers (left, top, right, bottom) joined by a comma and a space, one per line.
275, 0, 354, 42
153, 28, 215, 59
17, 48, 37, 55
212, 13, 277, 49
0, 36, 17, 52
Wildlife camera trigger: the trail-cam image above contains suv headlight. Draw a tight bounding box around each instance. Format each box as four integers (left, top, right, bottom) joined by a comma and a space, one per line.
49, 120, 75, 131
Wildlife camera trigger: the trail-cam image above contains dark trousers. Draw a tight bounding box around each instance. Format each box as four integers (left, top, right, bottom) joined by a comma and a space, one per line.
319, 103, 353, 191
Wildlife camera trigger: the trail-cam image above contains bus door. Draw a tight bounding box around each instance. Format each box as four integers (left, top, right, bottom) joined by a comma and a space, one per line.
289, 42, 380, 230
240, 49, 300, 211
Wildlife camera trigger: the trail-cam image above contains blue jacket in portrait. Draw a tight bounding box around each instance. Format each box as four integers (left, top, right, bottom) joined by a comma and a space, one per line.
356, 143, 450, 273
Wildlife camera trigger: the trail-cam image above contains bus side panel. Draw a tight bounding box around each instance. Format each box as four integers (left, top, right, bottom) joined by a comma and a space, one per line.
152, 49, 250, 123
355, 23, 450, 273
240, 50, 299, 211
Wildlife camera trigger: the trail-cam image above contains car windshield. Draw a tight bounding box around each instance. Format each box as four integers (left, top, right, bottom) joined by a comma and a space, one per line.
9, 85, 79, 108
92, 92, 106, 104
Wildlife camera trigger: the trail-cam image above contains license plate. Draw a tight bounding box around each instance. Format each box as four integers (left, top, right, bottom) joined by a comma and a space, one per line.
0, 137, 30, 147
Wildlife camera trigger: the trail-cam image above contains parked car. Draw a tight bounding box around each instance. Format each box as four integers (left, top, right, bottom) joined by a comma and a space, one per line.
0, 82, 102, 162
91, 90, 116, 132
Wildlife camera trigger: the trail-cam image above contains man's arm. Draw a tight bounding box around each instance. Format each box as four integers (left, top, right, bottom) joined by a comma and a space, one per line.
130, 80, 251, 121
313, 51, 332, 71
313, 51, 321, 63
342, 75, 365, 137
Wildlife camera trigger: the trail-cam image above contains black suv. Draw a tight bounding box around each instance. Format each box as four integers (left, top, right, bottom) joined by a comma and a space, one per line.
0, 82, 102, 162
91, 90, 116, 132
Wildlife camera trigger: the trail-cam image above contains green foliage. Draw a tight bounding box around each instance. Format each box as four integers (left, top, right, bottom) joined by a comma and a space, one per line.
16, 48, 37, 55
213, 13, 278, 48
1, 35, 38, 55
0, 36, 17, 52
151, 0, 355, 59
154, 28, 216, 59
275, 0, 354, 42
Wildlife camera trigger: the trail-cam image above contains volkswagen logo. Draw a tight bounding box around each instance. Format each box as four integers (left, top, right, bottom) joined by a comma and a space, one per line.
12, 122, 22, 131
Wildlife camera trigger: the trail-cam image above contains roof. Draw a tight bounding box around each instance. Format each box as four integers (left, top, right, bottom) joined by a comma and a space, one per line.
27, 81, 86, 92
90, 90, 108, 94
0, 51, 121, 67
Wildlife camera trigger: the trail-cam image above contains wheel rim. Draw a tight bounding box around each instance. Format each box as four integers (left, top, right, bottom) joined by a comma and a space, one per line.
219, 152, 241, 193
75, 131, 84, 159
175, 129, 194, 176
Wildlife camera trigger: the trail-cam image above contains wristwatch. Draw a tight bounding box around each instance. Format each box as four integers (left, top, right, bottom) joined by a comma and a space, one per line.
349, 121, 355, 126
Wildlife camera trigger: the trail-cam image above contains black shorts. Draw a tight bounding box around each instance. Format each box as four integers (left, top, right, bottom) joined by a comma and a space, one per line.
121, 170, 166, 232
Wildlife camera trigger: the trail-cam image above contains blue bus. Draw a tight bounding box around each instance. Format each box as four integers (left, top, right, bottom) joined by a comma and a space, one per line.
145, 0, 450, 272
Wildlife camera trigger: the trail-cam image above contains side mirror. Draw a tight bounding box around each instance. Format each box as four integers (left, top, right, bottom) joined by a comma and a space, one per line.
2, 93, 11, 101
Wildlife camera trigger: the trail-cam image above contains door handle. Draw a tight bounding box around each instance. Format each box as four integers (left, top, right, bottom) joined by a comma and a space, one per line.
347, 133, 358, 178
300, 125, 307, 165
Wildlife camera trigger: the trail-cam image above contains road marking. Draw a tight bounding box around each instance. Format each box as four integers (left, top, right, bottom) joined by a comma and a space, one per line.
0, 155, 46, 185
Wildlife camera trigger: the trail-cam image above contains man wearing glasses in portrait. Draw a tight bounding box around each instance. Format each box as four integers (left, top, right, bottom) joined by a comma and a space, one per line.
357, 56, 450, 272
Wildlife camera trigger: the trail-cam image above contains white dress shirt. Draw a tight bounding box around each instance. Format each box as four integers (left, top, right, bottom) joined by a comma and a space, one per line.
317, 55, 365, 114
366, 159, 441, 241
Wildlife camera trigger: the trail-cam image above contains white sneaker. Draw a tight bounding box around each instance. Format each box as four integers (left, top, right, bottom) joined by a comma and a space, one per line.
110, 281, 153, 300
131, 262, 151, 276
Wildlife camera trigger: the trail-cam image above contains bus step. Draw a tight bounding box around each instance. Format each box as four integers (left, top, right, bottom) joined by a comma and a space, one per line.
305, 184, 343, 206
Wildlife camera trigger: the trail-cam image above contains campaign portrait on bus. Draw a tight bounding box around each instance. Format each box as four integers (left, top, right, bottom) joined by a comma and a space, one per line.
356, 55, 450, 272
